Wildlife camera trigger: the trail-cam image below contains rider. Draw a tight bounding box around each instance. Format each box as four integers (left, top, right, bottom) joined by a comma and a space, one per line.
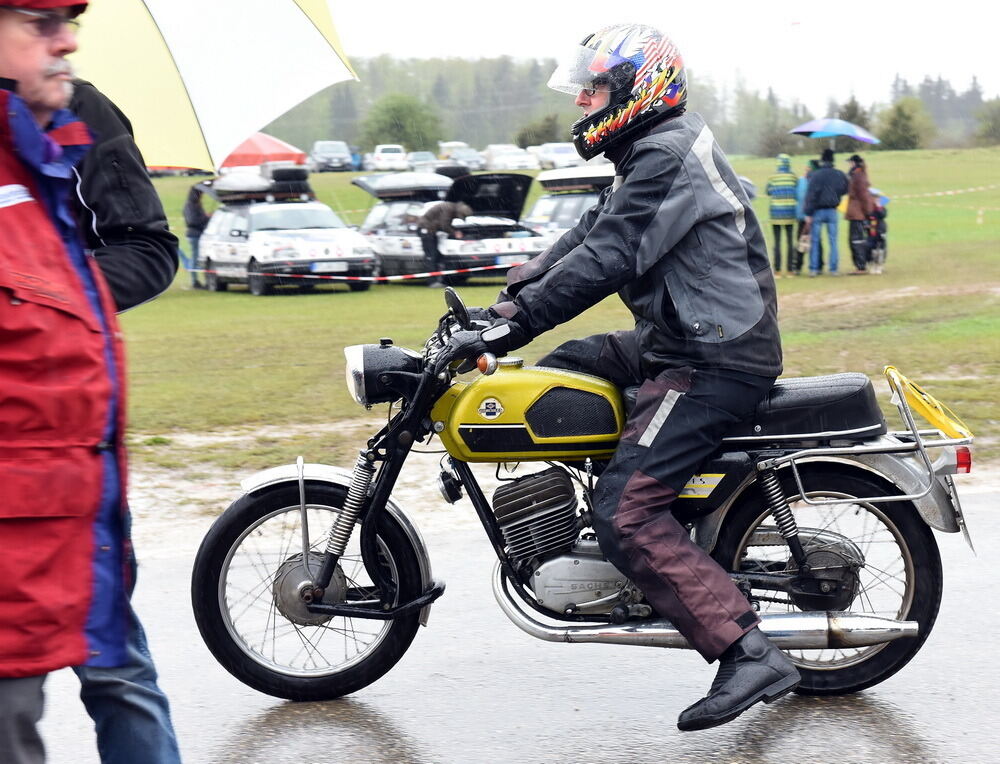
450, 23, 800, 730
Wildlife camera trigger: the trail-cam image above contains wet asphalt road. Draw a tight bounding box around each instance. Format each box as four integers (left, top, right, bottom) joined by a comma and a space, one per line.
40, 482, 999, 764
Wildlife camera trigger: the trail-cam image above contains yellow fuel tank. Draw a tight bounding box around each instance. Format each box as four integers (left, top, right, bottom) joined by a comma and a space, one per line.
430, 360, 625, 463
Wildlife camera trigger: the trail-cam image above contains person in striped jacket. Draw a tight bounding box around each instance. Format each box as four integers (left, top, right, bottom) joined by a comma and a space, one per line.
765, 153, 797, 277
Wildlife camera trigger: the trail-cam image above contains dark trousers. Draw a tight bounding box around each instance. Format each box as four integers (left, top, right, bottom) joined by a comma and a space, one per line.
849, 220, 870, 271
771, 223, 794, 271
418, 228, 441, 274
538, 331, 774, 660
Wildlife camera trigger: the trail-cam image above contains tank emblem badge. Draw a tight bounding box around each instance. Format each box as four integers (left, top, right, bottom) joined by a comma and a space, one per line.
679, 473, 724, 499
478, 398, 504, 420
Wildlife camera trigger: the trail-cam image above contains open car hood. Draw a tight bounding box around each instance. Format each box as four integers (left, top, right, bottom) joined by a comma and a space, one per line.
445, 173, 533, 220
351, 172, 453, 201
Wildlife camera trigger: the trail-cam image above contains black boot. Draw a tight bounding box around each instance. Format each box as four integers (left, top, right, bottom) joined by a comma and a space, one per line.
677, 628, 800, 731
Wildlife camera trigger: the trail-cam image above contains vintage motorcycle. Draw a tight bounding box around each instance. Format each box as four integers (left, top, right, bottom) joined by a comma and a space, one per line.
191, 288, 975, 702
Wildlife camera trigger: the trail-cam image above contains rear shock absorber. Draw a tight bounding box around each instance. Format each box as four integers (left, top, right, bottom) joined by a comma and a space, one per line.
758, 467, 809, 569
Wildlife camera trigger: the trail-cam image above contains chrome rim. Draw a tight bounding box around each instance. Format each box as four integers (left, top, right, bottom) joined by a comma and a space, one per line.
734, 491, 915, 670
218, 504, 397, 678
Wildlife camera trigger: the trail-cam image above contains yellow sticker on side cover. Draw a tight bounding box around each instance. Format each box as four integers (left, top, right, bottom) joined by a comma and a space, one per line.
679, 473, 724, 499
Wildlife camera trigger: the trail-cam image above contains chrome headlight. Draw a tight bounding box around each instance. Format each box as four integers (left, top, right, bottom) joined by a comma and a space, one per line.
344, 343, 422, 407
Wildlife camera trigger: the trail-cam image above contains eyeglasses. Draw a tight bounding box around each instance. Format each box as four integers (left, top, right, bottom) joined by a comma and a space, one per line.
2, 7, 80, 37
580, 83, 612, 98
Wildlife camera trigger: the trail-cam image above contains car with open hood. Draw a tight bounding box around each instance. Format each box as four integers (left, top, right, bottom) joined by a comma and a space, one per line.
521, 164, 617, 241
353, 172, 549, 281
198, 168, 378, 295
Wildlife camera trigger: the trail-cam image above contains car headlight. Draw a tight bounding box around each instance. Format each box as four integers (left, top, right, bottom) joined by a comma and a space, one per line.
344, 343, 422, 407
260, 245, 298, 262
459, 241, 487, 253
352, 246, 376, 257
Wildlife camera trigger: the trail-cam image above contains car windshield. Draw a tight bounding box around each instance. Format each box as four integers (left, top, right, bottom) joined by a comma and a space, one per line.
378, 147, 403, 154
249, 205, 345, 231
409, 152, 435, 161
527, 193, 599, 226
453, 148, 478, 158
361, 201, 428, 233
315, 141, 348, 153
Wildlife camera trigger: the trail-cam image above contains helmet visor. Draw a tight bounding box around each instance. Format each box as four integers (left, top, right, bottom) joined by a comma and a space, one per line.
547, 44, 632, 96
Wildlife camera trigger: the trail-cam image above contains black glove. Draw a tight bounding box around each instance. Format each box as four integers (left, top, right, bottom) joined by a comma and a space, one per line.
436, 329, 490, 374
465, 306, 495, 328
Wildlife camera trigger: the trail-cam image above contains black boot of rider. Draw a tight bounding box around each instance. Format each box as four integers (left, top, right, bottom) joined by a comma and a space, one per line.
677, 627, 800, 732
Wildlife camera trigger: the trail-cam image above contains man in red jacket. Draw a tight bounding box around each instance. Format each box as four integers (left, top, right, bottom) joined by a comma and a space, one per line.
0, 3, 179, 762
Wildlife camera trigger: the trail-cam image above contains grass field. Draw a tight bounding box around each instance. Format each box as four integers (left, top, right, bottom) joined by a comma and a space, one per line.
133, 147, 1000, 474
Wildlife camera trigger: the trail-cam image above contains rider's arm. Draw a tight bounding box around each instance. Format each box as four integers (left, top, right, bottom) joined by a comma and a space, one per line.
70, 80, 179, 312
490, 142, 688, 345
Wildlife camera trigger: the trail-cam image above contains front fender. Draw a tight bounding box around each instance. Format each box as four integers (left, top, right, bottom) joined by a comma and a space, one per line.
241, 463, 436, 625
693, 447, 961, 553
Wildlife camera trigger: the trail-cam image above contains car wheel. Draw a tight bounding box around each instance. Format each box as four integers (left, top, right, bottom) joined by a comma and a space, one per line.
204, 260, 227, 292
247, 259, 272, 296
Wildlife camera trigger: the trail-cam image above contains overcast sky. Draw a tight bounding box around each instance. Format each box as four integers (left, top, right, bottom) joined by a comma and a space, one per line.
329, 1, 997, 117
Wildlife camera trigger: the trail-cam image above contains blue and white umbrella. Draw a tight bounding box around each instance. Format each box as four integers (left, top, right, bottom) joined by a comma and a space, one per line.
790, 118, 880, 145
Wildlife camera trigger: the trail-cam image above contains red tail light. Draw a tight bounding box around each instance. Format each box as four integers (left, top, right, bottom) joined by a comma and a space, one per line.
956, 446, 972, 474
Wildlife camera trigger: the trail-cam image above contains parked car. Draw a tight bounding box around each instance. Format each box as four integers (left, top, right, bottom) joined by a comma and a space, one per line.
407, 150, 440, 172
521, 164, 616, 240
198, 169, 377, 295
447, 146, 486, 171
537, 142, 585, 170
371, 144, 409, 172
353, 171, 549, 280
309, 140, 353, 172
485, 145, 541, 171
437, 140, 470, 159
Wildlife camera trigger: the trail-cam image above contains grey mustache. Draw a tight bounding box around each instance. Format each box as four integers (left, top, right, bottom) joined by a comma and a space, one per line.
44, 60, 74, 77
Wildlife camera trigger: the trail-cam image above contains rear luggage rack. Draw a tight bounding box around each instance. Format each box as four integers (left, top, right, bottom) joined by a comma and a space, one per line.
757, 366, 974, 507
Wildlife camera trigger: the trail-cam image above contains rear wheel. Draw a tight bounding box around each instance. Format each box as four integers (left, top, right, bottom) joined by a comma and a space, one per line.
191, 483, 423, 700
713, 470, 942, 696
348, 281, 371, 292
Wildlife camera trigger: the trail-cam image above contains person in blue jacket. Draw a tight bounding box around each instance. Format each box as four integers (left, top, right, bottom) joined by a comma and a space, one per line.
803, 148, 849, 276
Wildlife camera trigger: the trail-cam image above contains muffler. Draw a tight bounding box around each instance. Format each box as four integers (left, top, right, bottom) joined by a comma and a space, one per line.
492, 565, 917, 650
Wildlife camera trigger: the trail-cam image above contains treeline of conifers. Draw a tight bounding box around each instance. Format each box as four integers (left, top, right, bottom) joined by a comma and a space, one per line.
264, 55, 995, 156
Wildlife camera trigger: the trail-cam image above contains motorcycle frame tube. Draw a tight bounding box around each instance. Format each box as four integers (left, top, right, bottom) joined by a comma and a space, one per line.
451, 459, 617, 624
691, 449, 963, 554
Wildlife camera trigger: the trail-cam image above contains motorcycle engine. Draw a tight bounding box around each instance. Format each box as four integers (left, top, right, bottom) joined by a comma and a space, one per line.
492, 466, 638, 615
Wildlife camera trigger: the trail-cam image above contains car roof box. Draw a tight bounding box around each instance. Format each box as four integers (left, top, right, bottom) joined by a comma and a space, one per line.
537, 164, 616, 192
212, 171, 314, 203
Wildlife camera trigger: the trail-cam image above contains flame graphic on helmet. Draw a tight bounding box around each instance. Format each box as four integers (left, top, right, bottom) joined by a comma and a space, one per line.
582, 60, 685, 149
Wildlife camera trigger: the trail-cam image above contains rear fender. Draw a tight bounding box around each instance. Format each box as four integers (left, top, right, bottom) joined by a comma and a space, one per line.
241, 463, 436, 625
693, 452, 960, 553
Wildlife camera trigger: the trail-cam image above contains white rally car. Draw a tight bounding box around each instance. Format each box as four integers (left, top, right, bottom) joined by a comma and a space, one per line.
353, 172, 549, 283
198, 170, 378, 295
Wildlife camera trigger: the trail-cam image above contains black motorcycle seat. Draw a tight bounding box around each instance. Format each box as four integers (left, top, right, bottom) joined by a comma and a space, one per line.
622, 372, 887, 444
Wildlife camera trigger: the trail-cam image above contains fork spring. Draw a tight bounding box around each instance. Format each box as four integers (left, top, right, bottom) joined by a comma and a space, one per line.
325, 452, 376, 557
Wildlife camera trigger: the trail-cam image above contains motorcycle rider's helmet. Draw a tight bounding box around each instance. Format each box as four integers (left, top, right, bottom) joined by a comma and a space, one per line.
547, 23, 686, 160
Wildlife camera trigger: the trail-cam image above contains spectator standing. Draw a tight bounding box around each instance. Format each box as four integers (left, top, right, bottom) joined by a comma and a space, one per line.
416, 200, 472, 287
764, 153, 797, 277
0, 3, 181, 763
182, 181, 212, 288
803, 148, 848, 276
845, 154, 876, 275
793, 159, 822, 276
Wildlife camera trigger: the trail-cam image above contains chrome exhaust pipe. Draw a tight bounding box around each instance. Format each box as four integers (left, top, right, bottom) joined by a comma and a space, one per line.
492, 565, 918, 650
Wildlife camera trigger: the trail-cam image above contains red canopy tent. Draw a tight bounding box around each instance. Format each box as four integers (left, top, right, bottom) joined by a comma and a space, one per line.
220, 132, 307, 168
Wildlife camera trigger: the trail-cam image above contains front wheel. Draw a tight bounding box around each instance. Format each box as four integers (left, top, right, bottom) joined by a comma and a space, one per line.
192, 482, 423, 700
247, 259, 272, 296
713, 469, 942, 696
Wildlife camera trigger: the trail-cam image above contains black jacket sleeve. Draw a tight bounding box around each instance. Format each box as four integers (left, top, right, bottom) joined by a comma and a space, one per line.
70, 80, 178, 312
493, 143, 683, 340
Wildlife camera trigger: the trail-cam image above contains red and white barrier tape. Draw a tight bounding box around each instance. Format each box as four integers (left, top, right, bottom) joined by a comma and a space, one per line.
192, 263, 514, 283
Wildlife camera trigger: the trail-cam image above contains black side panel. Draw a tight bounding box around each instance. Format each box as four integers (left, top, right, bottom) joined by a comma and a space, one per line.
459, 425, 618, 453
526, 387, 619, 437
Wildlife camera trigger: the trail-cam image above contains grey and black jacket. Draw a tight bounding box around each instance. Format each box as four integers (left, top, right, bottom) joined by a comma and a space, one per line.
492, 111, 781, 378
